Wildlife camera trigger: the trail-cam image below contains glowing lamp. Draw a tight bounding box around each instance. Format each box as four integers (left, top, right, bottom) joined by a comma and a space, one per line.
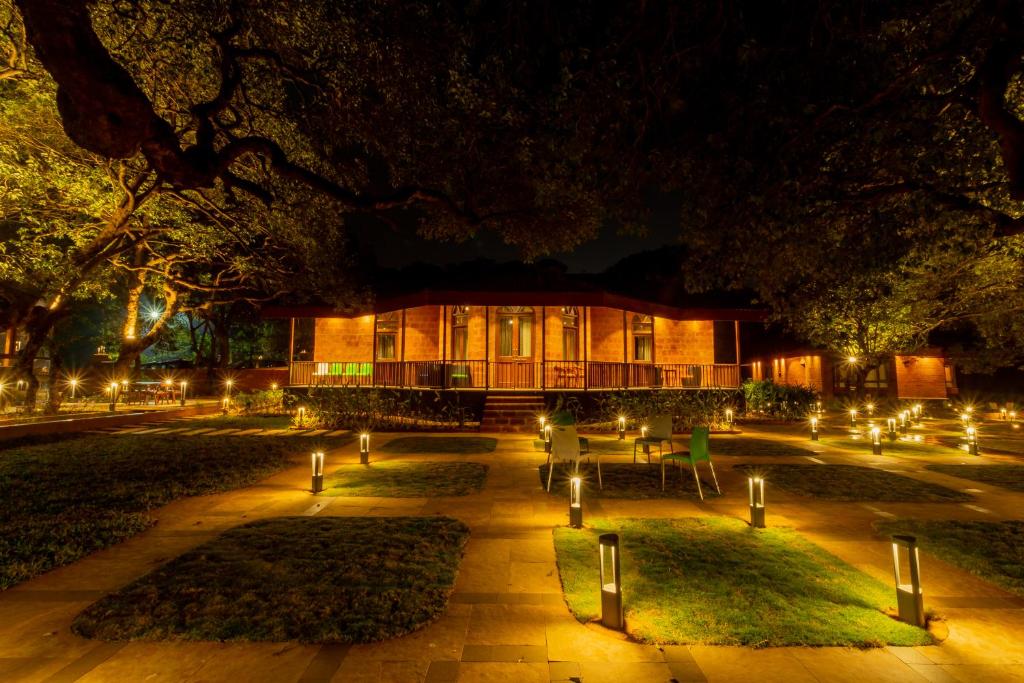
748, 476, 766, 528
271, 382, 278, 391
225, 379, 234, 395
965, 405, 973, 414
849, 409, 857, 428
724, 408, 734, 430
961, 412, 970, 427
617, 416, 626, 440
810, 416, 818, 441
1010, 410, 1018, 424
1001, 407, 1008, 420
296, 405, 307, 428
641, 425, 648, 439
899, 411, 909, 435
866, 402, 875, 416
891, 535, 925, 627
179, 380, 187, 406
886, 418, 897, 441
108, 381, 118, 412
311, 451, 325, 493
69, 378, 78, 399
966, 426, 979, 456
221, 396, 230, 413
598, 533, 623, 630
538, 415, 546, 440
816, 401, 822, 414
569, 476, 582, 528
871, 426, 882, 455
847, 355, 858, 364
912, 404, 922, 422
359, 432, 370, 464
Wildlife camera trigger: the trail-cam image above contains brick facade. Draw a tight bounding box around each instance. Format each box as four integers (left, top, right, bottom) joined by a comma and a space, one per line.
587, 307, 627, 362
894, 355, 948, 399
313, 316, 373, 362
654, 319, 715, 365
402, 306, 441, 360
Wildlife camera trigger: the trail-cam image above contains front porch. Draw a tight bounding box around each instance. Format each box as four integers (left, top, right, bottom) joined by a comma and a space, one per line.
288, 359, 743, 390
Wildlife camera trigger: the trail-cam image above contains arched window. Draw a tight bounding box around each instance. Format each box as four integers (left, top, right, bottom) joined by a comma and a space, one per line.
497, 306, 533, 357
375, 311, 399, 360
561, 306, 579, 361
632, 314, 653, 362
451, 306, 470, 360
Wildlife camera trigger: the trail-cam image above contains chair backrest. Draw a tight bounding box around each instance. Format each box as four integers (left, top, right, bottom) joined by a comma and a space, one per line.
689, 426, 711, 462
551, 410, 575, 426
550, 425, 581, 459
648, 415, 673, 440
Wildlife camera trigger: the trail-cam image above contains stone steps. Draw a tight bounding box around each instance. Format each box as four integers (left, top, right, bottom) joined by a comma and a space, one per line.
481, 394, 544, 432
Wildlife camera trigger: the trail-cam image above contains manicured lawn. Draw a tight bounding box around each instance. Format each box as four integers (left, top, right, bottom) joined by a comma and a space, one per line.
734, 464, 971, 502
554, 517, 932, 647
380, 436, 497, 454
876, 520, 1024, 597
320, 461, 488, 497
820, 435, 947, 456
925, 464, 1024, 492
73, 516, 470, 642
187, 415, 294, 430
0, 434, 302, 590
533, 436, 812, 457
539, 462, 719, 499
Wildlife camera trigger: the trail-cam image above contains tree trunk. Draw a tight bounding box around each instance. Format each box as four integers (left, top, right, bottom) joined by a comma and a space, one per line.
114, 281, 178, 376
44, 351, 63, 414
14, 314, 51, 412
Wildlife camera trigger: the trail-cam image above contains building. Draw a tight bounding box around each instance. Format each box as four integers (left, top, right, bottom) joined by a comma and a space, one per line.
264, 288, 765, 392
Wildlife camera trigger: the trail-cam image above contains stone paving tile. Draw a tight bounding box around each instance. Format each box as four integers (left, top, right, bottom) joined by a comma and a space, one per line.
456, 662, 549, 682
689, 646, 817, 683
577, 661, 677, 683
789, 647, 930, 682
465, 604, 555, 646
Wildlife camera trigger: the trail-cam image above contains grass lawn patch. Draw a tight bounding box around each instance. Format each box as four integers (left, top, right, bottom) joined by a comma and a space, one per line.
380, 436, 497, 454
876, 520, 1024, 597
0, 434, 302, 590
924, 464, 1024, 492
735, 464, 971, 502
539, 462, 718, 499
321, 461, 487, 497
72, 516, 469, 642
533, 436, 811, 458
554, 517, 932, 647
188, 415, 294, 430
820, 436, 946, 456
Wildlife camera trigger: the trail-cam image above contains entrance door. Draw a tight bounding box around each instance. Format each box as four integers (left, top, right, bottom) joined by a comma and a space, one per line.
495, 306, 535, 388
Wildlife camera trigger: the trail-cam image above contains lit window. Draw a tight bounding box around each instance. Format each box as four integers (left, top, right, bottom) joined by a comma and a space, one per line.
562, 306, 579, 361
452, 306, 469, 360
632, 314, 652, 362
376, 312, 398, 360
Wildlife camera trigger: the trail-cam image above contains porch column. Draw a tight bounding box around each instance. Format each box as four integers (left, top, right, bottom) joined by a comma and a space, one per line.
734, 320, 741, 387
622, 309, 628, 388
441, 305, 447, 389
287, 317, 295, 385
401, 308, 407, 388
582, 306, 588, 390
484, 306, 490, 390
541, 306, 546, 390
371, 313, 378, 387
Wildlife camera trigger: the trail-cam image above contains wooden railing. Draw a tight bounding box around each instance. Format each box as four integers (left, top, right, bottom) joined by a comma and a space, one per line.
290, 360, 742, 390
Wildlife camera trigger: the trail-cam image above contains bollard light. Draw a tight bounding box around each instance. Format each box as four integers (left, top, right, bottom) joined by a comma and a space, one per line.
966, 426, 979, 456
180, 380, 187, 406
109, 381, 118, 411
225, 379, 234, 395
617, 416, 626, 440
544, 423, 552, 453
866, 402, 875, 416
69, 378, 77, 399
538, 415, 546, 440
296, 405, 307, 428
221, 396, 230, 414
641, 425, 648, 439
598, 533, 623, 630
961, 412, 970, 427
816, 401, 822, 414
849, 408, 857, 428
887, 417, 897, 441
891, 535, 925, 627
359, 432, 370, 464
912, 404, 922, 422
871, 426, 882, 455
569, 476, 582, 528
965, 405, 973, 415
899, 411, 909, 436
748, 476, 766, 528
1001, 407, 1008, 421
810, 416, 819, 441
311, 451, 325, 493
1010, 410, 1018, 424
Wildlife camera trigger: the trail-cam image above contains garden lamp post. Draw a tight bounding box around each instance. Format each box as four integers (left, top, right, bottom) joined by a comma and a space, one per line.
569, 476, 582, 528
68, 378, 77, 400
748, 476, 766, 528
724, 408, 734, 430
180, 380, 187, 406
1001, 407, 1008, 420
849, 408, 857, 428
271, 382, 278, 391
887, 417, 897, 441
359, 432, 370, 464
538, 415, 546, 440
891, 535, 925, 627
221, 396, 230, 414
617, 416, 626, 440
961, 412, 970, 428
598, 533, 623, 630
912, 404, 922, 422
311, 451, 325, 493
225, 379, 233, 396
641, 425, 648, 439
108, 381, 118, 411
871, 426, 882, 455
966, 426, 979, 456
810, 416, 818, 441
899, 411, 909, 436
297, 405, 307, 427
866, 402, 875, 416
544, 423, 552, 453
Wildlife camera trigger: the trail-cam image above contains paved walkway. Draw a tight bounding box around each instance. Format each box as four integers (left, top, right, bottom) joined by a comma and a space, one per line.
1, 425, 1023, 682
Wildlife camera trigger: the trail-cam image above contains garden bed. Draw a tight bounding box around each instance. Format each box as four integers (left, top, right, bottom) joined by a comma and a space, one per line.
924, 464, 1024, 493
733, 464, 971, 502
73, 516, 470, 642
539, 462, 718, 499
553, 517, 932, 647
321, 461, 488, 497
380, 436, 497, 454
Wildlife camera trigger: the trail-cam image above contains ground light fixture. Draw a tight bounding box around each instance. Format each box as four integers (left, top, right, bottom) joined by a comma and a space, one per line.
887, 417, 897, 441
1011, 410, 1018, 426
359, 432, 370, 464
538, 415, 546, 440
180, 380, 187, 406
311, 451, 325, 493
569, 476, 582, 528
68, 378, 77, 399
891, 534, 925, 627
724, 408, 734, 430
912, 404, 922, 422
866, 402, 875, 416
297, 405, 307, 427
961, 412, 970, 427
748, 476, 766, 528
871, 426, 883, 455
640, 425, 648, 439
899, 411, 909, 435
598, 533, 623, 630
108, 381, 118, 411
1001, 407, 1008, 420
849, 408, 857, 428
221, 396, 230, 413
544, 423, 552, 453
271, 382, 278, 391
966, 426, 979, 456
810, 416, 818, 441
617, 416, 626, 439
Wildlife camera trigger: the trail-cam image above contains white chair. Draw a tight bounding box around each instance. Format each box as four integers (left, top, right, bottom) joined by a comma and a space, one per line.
633, 414, 674, 464
547, 425, 601, 491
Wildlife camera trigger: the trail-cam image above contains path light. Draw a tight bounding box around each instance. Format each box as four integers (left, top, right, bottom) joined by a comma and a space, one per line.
891, 535, 925, 627
912, 404, 922, 422
816, 400, 822, 414
966, 426, 979, 456
221, 396, 230, 414
68, 378, 78, 399
271, 382, 278, 391
311, 451, 325, 493
569, 476, 582, 528
849, 408, 857, 428
1001, 407, 1008, 420
724, 408, 734, 430
641, 425, 648, 439
359, 432, 370, 464
598, 533, 623, 630
887, 418, 897, 441
180, 380, 187, 406
810, 416, 819, 441
961, 412, 970, 427
871, 426, 882, 455
748, 476, 766, 528
538, 415, 546, 440
297, 405, 307, 427
544, 423, 552, 454
899, 411, 909, 436
866, 402, 875, 416
109, 381, 118, 411
964, 405, 973, 415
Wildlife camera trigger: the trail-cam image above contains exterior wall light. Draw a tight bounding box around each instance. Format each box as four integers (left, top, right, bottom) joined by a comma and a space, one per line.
359, 432, 370, 464
544, 423, 552, 453
538, 415, 546, 440
599, 533, 623, 630
891, 534, 925, 627
871, 426, 882, 455
849, 409, 857, 428
887, 418, 897, 441
966, 426, 979, 456
810, 416, 818, 441
617, 416, 626, 440
748, 476, 766, 528
311, 451, 325, 493
569, 476, 582, 528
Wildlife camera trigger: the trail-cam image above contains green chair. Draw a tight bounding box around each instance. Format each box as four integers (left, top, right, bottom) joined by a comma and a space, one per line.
633, 415, 674, 464
661, 426, 720, 500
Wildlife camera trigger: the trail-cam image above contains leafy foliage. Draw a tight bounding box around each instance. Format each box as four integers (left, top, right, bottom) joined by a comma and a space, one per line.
741, 379, 818, 421
307, 388, 477, 431
592, 389, 738, 431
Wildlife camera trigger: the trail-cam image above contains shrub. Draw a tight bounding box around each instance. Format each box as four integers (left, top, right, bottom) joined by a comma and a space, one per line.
741, 379, 817, 420
306, 388, 478, 431
234, 388, 285, 415
592, 389, 739, 431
